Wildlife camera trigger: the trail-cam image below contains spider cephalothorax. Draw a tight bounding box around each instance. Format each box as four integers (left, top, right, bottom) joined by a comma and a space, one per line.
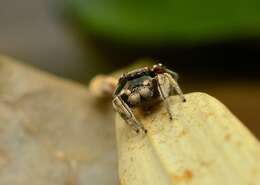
112, 63, 186, 134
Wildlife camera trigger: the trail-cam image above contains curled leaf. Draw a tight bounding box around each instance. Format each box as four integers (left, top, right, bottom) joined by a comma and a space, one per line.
116, 93, 260, 185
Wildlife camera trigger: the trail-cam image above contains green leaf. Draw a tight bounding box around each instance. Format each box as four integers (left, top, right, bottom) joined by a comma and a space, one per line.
67, 0, 260, 45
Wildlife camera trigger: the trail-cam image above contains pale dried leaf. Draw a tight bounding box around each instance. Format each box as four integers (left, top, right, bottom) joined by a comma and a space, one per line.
116, 93, 260, 185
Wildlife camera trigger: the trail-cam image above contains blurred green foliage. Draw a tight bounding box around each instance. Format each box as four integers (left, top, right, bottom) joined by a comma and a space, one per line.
67, 0, 260, 45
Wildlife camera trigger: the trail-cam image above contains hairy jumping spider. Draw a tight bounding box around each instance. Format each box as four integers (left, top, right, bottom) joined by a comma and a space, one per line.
112, 64, 186, 134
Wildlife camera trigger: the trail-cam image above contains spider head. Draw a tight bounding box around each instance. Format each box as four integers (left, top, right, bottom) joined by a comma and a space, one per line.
124, 76, 155, 106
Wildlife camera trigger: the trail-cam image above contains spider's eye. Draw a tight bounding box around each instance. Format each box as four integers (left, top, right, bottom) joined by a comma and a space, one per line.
139, 87, 153, 98
128, 93, 141, 105
143, 80, 150, 86
124, 89, 131, 96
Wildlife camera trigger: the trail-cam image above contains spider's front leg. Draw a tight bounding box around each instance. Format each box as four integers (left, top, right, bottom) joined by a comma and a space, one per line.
164, 73, 186, 102
112, 96, 147, 134
155, 74, 174, 120
155, 73, 186, 120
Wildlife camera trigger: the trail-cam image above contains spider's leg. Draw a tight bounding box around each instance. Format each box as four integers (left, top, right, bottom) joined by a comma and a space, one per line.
155, 74, 173, 120
164, 73, 186, 102
112, 95, 147, 134
165, 68, 179, 81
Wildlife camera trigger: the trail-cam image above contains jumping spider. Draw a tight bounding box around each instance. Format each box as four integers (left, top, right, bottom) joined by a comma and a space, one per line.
112, 63, 186, 134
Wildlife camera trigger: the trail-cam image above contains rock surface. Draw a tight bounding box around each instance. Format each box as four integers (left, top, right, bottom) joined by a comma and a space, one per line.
0, 55, 117, 185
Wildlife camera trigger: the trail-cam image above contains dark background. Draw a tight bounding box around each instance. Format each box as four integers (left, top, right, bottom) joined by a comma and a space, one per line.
0, 0, 259, 138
